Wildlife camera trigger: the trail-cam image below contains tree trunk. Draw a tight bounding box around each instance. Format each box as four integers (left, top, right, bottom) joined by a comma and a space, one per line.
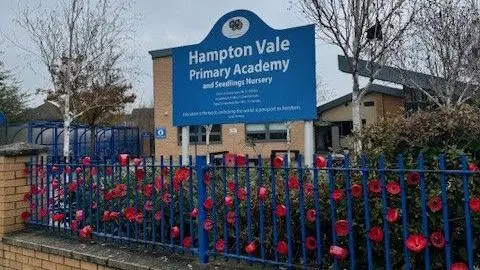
352, 72, 362, 154
63, 115, 71, 158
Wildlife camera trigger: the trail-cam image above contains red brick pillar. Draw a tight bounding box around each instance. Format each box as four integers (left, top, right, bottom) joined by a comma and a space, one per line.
0, 143, 47, 238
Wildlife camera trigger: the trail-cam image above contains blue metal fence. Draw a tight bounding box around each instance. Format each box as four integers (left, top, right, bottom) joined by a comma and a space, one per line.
2, 121, 139, 159
22, 153, 479, 269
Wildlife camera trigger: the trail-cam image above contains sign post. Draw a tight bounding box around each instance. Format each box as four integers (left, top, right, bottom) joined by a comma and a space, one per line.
172, 10, 317, 165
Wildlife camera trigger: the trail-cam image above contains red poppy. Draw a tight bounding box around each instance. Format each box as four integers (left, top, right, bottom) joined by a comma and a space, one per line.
470, 198, 480, 213
236, 154, 247, 167
335, 220, 349, 236
227, 182, 236, 193
23, 191, 32, 202
368, 179, 382, 194
39, 208, 47, 218
227, 211, 236, 225
428, 196, 442, 212
329, 245, 347, 260
451, 262, 468, 270
306, 209, 316, 223
332, 189, 344, 201
75, 210, 84, 221
237, 188, 247, 201
102, 211, 111, 222
89, 167, 97, 176
51, 212, 64, 223
203, 219, 214, 231
136, 168, 145, 181
272, 156, 284, 169
143, 184, 153, 199
82, 156, 91, 166
174, 167, 190, 182
386, 208, 400, 223
171, 226, 180, 238
190, 208, 199, 219
368, 226, 384, 243
315, 156, 327, 169
407, 172, 420, 186
183, 236, 192, 248
144, 201, 153, 211
133, 158, 142, 167
306, 236, 317, 251
52, 179, 59, 189
203, 197, 213, 210
304, 183, 314, 197
135, 212, 144, 223
215, 239, 225, 252
105, 167, 113, 176
70, 220, 78, 232
203, 172, 212, 185
154, 176, 163, 192
79, 225, 93, 239
276, 204, 287, 217
23, 167, 31, 176
468, 163, 479, 172
386, 182, 401, 195
123, 207, 137, 222
430, 231, 445, 249
287, 176, 299, 190
21, 211, 30, 222
258, 187, 268, 201
351, 184, 362, 198
245, 241, 256, 255
225, 153, 236, 167
119, 154, 128, 167
277, 240, 288, 256
154, 211, 162, 221
225, 196, 234, 207
162, 193, 172, 204
405, 234, 427, 253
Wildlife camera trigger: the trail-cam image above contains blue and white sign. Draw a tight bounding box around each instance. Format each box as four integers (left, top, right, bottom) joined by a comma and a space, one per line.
155, 127, 167, 139
172, 10, 316, 126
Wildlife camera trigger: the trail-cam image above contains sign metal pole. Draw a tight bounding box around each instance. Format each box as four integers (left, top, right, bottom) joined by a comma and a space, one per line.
304, 121, 314, 167
181, 126, 189, 162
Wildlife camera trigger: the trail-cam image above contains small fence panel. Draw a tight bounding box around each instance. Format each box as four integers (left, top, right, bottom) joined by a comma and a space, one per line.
23, 153, 480, 269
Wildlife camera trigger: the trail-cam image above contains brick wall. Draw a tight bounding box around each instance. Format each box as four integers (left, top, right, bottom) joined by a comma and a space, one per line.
0, 155, 32, 237
0, 243, 114, 270
152, 56, 306, 158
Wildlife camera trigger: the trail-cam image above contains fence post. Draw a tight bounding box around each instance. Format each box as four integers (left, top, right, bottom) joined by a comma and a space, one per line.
196, 155, 208, 263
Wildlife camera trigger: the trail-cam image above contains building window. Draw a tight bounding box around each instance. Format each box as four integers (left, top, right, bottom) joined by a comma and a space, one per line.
246, 123, 287, 142
336, 121, 353, 137
177, 125, 222, 144
364, 101, 375, 107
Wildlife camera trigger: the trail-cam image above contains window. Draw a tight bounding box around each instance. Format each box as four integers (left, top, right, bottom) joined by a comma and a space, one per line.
246, 123, 287, 142
364, 101, 375, 107
336, 121, 353, 137
177, 125, 222, 144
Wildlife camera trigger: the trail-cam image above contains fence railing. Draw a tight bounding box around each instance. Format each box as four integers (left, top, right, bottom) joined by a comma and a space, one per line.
22, 153, 479, 269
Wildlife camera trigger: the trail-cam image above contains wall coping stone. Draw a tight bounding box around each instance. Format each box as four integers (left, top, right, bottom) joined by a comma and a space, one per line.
0, 143, 48, 157
2, 229, 258, 270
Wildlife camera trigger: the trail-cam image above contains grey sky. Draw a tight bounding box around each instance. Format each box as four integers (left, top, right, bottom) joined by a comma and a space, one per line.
0, 0, 351, 109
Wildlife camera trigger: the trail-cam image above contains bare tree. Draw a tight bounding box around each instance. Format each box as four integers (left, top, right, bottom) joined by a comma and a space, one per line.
17, 0, 134, 157
299, 0, 417, 151
396, 0, 480, 107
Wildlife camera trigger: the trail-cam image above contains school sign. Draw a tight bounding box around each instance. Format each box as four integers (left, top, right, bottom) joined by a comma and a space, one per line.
172, 10, 316, 126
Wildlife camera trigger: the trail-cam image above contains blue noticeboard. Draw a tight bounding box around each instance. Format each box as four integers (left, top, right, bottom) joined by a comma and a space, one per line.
155, 127, 167, 139
172, 10, 316, 126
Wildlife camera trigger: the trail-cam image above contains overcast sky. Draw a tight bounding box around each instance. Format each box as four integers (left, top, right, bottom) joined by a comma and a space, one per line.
0, 0, 351, 109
